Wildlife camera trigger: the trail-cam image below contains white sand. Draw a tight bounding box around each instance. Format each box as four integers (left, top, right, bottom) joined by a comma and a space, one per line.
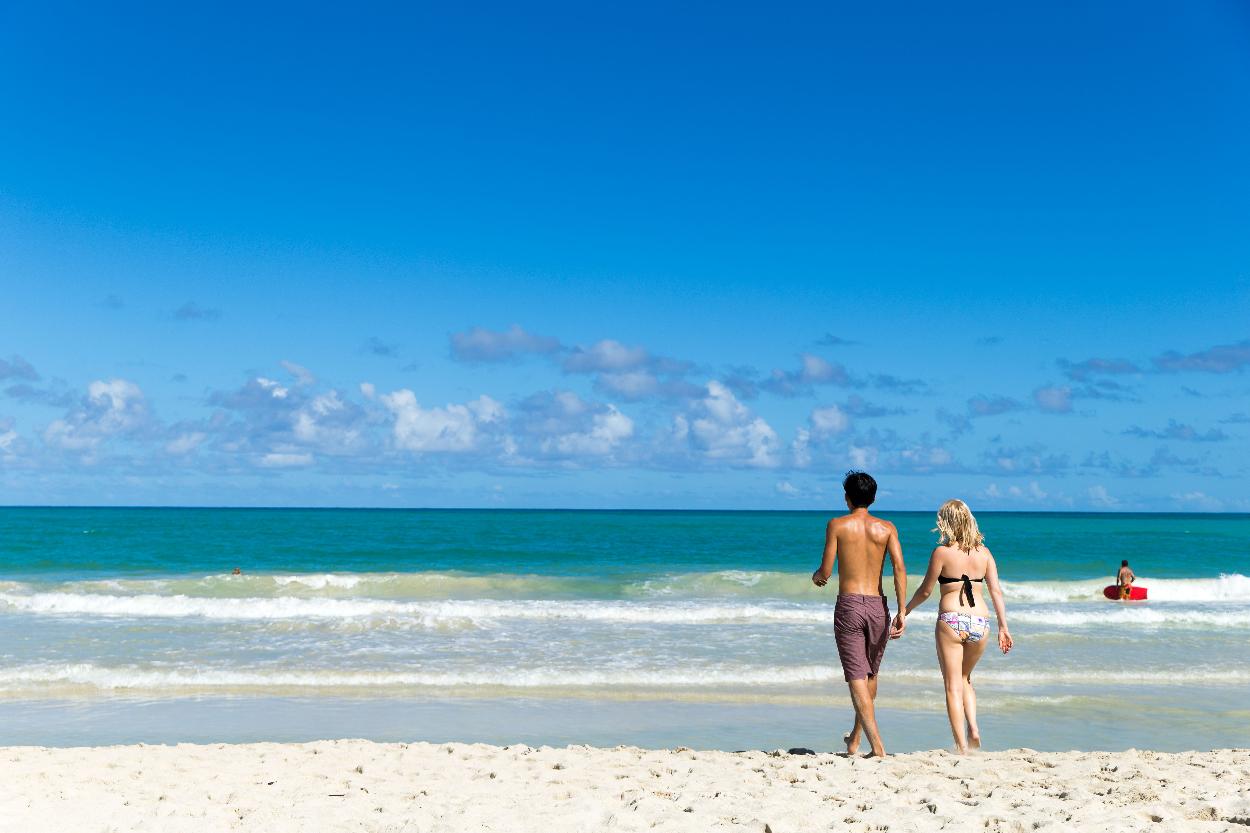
2, 741, 1248, 832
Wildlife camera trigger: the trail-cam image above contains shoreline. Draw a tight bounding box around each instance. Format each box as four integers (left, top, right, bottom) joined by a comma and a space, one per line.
2, 740, 1247, 832
6, 692, 1249, 755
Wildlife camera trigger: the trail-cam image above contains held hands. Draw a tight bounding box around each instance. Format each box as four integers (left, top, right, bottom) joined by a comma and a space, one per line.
998, 629, 1013, 654
889, 612, 906, 639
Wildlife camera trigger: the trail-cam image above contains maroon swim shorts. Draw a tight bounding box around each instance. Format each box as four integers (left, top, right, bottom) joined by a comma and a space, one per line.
834, 593, 890, 681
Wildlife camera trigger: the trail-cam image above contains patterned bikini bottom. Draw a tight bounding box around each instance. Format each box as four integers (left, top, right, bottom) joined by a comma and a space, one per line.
938, 611, 991, 643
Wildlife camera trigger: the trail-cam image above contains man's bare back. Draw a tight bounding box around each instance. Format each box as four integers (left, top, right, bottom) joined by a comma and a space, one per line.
812, 510, 899, 596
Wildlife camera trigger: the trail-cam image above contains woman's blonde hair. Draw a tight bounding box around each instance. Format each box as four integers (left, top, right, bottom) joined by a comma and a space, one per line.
934, 499, 984, 552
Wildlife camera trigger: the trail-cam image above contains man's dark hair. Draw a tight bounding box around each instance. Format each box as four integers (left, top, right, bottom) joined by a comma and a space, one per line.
843, 470, 877, 508
1121, 560, 1129, 567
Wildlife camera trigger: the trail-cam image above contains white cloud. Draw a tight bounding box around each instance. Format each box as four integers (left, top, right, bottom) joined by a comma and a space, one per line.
43, 379, 149, 451
671, 414, 690, 442
259, 451, 314, 468
1086, 485, 1118, 507
799, 354, 845, 384
981, 481, 1047, 502
255, 377, 289, 399
563, 339, 650, 373
898, 444, 955, 471
759, 354, 850, 396
810, 404, 850, 436
1006, 481, 1048, 501
448, 328, 695, 401
380, 389, 505, 453
542, 406, 634, 457
791, 428, 811, 468
1171, 490, 1224, 511
848, 445, 878, 469
596, 370, 659, 400
512, 390, 638, 462
292, 391, 365, 453
685, 381, 781, 467
280, 360, 316, 387
775, 480, 799, 496
0, 418, 17, 453
165, 432, 206, 455
449, 325, 561, 363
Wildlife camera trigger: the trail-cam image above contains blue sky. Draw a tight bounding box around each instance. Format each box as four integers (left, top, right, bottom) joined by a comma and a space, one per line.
1, 2, 1248, 509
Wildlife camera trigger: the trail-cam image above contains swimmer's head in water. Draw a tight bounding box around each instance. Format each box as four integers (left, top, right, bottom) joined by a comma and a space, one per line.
935, 499, 985, 552
842, 470, 877, 508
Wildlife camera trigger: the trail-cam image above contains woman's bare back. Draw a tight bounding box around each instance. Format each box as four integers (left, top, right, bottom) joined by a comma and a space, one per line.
935, 545, 992, 615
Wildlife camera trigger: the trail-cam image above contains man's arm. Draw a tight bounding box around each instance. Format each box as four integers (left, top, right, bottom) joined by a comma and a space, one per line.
812, 521, 837, 587
887, 525, 907, 635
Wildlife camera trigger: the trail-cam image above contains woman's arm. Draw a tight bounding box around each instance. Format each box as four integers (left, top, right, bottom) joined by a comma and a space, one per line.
903, 548, 941, 615
984, 549, 1013, 654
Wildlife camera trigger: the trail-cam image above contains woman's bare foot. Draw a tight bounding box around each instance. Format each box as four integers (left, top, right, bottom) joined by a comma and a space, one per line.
968, 732, 981, 750
843, 732, 860, 756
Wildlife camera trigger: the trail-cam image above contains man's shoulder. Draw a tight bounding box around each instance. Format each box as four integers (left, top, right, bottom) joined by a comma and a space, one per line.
828, 512, 888, 523
865, 513, 896, 531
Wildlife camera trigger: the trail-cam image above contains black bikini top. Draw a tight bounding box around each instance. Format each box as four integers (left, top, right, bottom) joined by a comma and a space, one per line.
938, 574, 984, 607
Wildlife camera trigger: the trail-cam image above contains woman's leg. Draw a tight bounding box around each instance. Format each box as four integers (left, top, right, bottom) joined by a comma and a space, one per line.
935, 622, 969, 753
961, 634, 988, 748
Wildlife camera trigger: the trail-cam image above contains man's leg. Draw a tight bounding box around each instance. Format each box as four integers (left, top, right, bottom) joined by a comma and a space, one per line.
846, 676, 885, 757
844, 715, 861, 755
842, 674, 878, 755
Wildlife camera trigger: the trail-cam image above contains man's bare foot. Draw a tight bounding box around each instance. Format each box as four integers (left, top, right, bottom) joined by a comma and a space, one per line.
843, 732, 860, 756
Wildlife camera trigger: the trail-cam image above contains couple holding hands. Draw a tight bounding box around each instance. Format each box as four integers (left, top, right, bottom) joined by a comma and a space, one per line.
811, 471, 1013, 756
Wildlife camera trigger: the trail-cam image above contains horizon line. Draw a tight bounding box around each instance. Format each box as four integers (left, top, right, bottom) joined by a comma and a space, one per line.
0, 504, 1245, 516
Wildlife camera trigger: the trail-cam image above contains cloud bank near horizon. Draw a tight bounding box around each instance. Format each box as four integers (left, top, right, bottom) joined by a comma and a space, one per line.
1, 328, 1246, 511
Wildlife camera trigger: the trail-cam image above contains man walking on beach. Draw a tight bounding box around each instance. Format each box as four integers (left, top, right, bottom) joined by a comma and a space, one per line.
812, 471, 907, 757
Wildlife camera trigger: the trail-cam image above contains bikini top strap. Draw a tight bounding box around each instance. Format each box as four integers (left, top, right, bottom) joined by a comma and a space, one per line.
959, 574, 975, 607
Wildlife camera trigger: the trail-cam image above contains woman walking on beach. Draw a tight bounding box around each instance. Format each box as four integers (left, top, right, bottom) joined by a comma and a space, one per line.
899, 500, 1012, 753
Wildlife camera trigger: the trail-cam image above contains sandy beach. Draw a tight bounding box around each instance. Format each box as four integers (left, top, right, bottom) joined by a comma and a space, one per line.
2, 741, 1247, 832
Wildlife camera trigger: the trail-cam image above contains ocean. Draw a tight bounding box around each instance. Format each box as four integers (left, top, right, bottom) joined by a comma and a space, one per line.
1, 508, 1247, 753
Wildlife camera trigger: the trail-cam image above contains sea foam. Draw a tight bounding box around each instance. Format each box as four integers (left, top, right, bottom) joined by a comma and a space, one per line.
16, 570, 1250, 602
1, 661, 1245, 695
4, 587, 1250, 630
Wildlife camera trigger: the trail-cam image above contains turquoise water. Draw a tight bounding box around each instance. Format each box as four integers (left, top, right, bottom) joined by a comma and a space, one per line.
1, 508, 1248, 752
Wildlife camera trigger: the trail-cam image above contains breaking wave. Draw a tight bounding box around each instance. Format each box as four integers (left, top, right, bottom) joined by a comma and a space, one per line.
1, 662, 1246, 695
4, 571, 1248, 603
3, 589, 1250, 630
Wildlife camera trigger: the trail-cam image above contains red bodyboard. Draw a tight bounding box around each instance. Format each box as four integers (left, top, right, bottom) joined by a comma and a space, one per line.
1103, 585, 1147, 601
